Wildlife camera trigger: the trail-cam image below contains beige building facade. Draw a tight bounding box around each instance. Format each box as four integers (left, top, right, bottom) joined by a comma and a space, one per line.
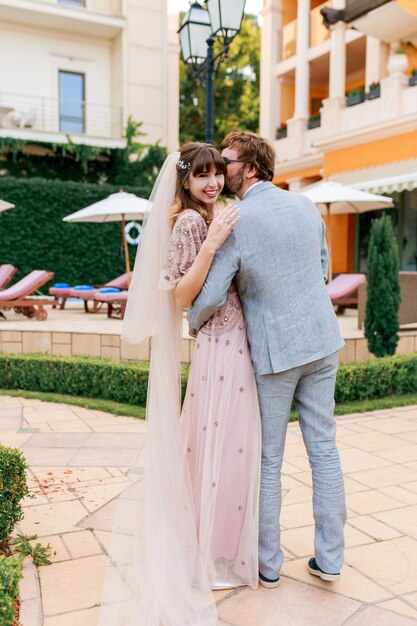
0, 0, 179, 150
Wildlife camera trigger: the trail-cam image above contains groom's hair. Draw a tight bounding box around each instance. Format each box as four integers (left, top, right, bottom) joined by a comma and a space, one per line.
220, 131, 276, 182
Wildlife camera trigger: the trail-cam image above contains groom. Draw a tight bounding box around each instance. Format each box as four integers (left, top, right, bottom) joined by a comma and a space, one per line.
188, 131, 347, 588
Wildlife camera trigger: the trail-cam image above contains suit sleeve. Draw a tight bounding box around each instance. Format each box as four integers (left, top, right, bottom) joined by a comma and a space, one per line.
187, 231, 240, 336
320, 218, 329, 282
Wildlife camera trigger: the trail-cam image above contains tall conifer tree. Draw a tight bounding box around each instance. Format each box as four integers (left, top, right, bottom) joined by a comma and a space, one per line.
365, 215, 401, 357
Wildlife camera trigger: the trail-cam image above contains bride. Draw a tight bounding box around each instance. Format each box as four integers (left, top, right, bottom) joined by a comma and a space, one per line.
98, 143, 261, 626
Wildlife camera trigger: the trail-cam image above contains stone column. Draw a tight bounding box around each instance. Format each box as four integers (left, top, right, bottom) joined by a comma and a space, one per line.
320, 0, 346, 135
293, 0, 310, 120
260, 0, 283, 140
365, 36, 389, 88
287, 0, 310, 158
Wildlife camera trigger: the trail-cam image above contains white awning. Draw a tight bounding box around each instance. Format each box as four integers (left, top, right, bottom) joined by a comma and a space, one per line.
331, 158, 417, 195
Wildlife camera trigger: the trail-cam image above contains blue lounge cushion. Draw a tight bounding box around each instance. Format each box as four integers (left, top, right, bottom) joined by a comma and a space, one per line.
53, 283, 70, 288
73, 285, 94, 290
98, 287, 121, 293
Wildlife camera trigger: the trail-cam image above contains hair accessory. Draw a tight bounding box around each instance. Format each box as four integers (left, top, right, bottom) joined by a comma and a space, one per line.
176, 159, 191, 171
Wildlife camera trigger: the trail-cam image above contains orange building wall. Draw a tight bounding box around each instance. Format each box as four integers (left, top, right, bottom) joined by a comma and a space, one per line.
326, 214, 355, 273
323, 130, 417, 273
281, 81, 295, 123
324, 130, 417, 175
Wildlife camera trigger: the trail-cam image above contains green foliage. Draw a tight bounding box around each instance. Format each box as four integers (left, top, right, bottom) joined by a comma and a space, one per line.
0, 352, 415, 410
0, 446, 29, 544
0, 127, 166, 186
0, 176, 150, 286
0, 353, 156, 406
0, 555, 22, 626
10, 535, 53, 566
335, 354, 417, 403
365, 216, 401, 357
179, 15, 260, 145
346, 86, 365, 98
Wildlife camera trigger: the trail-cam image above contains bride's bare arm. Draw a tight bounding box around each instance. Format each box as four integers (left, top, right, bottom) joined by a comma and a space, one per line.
174, 205, 239, 308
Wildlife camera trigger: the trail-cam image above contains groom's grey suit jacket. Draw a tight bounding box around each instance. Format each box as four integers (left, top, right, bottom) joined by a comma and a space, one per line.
188, 181, 344, 375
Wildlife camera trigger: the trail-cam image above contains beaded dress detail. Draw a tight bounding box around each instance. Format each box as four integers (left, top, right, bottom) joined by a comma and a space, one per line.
163, 209, 261, 589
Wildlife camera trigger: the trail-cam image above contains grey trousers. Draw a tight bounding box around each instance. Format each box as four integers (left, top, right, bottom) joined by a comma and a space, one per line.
256, 351, 346, 579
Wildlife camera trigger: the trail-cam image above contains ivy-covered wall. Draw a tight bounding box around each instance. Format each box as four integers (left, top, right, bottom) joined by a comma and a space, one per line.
0, 177, 150, 288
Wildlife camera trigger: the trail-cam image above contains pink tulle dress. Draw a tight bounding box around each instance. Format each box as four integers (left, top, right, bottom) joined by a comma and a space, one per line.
162, 208, 261, 589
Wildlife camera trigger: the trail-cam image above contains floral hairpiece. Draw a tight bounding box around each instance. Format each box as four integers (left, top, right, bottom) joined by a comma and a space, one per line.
176, 159, 191, 171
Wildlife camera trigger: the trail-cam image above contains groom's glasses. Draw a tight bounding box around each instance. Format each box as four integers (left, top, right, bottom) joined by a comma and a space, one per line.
223, 158, 247, 165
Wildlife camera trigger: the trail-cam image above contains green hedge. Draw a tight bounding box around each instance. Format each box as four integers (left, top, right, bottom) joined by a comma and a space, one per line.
335, 354, 417, 403
0, 446, 29, 544
0, 352, 415, 407
0, 353, 166, 407
0, 555, 22, 626
0, 177, 150, 288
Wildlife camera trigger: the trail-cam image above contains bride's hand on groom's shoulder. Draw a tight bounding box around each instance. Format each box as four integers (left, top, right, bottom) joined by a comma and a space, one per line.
206, 204, 240, 252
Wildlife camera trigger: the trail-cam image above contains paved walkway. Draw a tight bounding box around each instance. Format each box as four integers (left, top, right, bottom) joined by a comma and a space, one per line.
2, 396, 417, 625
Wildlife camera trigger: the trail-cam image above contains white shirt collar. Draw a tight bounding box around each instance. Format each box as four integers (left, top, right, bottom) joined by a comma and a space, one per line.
242, 181, 265, 200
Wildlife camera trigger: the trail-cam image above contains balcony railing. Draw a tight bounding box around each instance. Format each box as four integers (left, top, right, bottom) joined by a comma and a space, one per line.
282, 1, 331, 60
0, 93, 123, 141
22, 0, 122, 18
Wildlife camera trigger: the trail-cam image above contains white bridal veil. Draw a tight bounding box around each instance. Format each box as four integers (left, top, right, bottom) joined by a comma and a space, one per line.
98, 152, 217, 626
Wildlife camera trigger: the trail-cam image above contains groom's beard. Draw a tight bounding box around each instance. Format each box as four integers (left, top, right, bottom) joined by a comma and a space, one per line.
225, 167, 244, 196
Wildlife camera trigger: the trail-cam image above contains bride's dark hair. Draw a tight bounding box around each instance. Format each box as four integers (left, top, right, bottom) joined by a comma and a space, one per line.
168, 142, 226, 229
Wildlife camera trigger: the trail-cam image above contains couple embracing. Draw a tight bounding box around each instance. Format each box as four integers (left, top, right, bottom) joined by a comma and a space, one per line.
98, 132, 347, 625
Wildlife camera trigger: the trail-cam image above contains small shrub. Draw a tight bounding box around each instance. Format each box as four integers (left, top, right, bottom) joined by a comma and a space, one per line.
335, 354, 417, 404
10, 535, 53, 567
365, 215, 401, 357
0, 555, 22, 626
0, 447, 29, 544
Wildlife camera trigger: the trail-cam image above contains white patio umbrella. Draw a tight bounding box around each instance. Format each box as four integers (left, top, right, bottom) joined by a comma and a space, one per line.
63, 191, 152, 277
0, 199, 14, 212
301, 180, 393, 280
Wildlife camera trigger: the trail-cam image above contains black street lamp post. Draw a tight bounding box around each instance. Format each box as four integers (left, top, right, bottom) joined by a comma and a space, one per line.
178, 0, 246, 144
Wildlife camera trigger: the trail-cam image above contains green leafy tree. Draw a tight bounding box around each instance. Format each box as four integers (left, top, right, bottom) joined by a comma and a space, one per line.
365, 215, 401, 357
179, 15, 260, 145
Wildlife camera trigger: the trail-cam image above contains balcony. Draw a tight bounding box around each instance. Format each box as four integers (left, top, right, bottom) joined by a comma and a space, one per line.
0, 0, 125, 38
0, 92, 124, 148
274, 74, 417, 164
282, 1, 330, 61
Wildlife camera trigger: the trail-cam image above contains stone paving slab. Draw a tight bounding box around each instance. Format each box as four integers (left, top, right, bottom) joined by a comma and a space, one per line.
2, 396, 417, 625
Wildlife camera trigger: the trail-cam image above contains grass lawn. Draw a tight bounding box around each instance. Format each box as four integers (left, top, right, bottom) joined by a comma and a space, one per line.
0, 388, 416, 422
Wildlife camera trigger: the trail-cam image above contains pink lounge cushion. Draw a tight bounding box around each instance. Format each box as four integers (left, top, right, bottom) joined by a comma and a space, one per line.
0, 270, 51, 302
94, 291, 128, 303
49, 287, 72, 297
68, 287, 95, 299
0, 264, 17, 289
327, 274, 366, 301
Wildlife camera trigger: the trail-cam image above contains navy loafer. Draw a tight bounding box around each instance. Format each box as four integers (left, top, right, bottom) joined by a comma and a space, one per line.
259, 571, 280, 589
307, 557, 340, 582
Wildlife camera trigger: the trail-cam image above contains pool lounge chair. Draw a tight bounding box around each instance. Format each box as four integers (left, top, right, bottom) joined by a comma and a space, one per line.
327, 273, 366, 314
0, 264, 17, 290
93, 289, 128, 319
49, 272, 129, 311
0, 270, 54, 320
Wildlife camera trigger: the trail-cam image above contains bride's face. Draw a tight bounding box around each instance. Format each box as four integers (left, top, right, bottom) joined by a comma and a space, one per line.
186, 164, 224, 209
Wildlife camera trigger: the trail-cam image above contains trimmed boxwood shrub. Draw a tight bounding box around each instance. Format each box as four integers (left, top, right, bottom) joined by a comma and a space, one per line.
0, 446, 29, 544
365, 215, 401, 357
0, 555, 22, 626
0, 352, 415, 407
335, 354, 417, 403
